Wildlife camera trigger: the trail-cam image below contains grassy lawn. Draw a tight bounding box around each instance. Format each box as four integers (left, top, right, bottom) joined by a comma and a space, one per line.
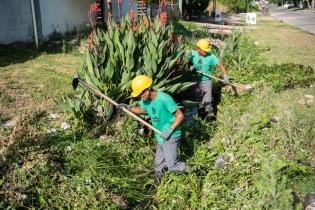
0, 45, 80, 118
0, 44, 81, 151
247, 15, 315, 69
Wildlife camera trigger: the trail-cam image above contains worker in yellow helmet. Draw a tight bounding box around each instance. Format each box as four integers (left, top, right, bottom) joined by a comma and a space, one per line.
117, 75, 189, 179
189, 38, 230, 120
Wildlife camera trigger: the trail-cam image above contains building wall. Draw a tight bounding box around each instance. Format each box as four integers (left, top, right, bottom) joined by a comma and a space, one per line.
39, 0, 94, 39
0, 0, 34, 44
0, 0, 179, 44
0, 0, 94, 44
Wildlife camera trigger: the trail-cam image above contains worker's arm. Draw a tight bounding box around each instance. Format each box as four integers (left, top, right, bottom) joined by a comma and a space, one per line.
217, 62, 230, 84
170, 109, 184, 130
130, 106, 147, 114
116, 104, 147, 114
160, 108, 184, 140
217, 62, 228, 75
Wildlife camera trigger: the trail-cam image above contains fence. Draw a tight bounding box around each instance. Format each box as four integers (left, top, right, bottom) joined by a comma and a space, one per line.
148, 3, 181, 20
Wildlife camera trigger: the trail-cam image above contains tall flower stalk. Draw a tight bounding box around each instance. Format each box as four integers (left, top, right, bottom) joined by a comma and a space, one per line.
88, 3, 101, 31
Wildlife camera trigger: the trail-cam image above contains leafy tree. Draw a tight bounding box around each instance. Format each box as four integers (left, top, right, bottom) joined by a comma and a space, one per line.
182, 0, 210, 20
218, 0, 247, 12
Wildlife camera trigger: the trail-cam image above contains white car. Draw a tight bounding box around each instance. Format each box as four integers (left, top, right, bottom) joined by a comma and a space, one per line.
283, 3, 294, 9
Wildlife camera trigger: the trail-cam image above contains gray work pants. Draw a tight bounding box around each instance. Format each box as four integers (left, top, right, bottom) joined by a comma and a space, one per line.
195, 79, 213, 113
155, 137, 186, 175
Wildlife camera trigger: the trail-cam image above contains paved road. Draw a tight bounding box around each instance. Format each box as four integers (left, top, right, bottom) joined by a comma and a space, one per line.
267, 4, 315, 35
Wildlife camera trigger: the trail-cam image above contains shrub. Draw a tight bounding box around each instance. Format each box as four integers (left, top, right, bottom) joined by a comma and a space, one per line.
58, 15, 195, 125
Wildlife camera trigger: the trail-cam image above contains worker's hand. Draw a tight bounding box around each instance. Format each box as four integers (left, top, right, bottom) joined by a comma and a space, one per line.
160, 128, 173, 140
117, 103, 131, 111
189, 66, 198, 73
223, 74, 230, 84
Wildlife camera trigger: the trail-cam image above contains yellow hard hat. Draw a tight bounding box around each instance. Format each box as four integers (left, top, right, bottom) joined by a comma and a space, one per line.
196, 39, 211, 52
131, 75, 153, 97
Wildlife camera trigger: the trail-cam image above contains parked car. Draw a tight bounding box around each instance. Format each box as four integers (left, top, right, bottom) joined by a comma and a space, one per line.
283, 3, 294, 9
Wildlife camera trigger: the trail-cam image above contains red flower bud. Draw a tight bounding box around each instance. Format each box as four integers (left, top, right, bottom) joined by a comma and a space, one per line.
130, 10, 135, 24
89, 3, 101, 16
89, 33, 94, 40
160, 12, 167, 25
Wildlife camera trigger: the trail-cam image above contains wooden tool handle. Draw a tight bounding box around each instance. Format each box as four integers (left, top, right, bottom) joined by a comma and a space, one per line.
78, 79, 162, 135
196, 71, 246, 90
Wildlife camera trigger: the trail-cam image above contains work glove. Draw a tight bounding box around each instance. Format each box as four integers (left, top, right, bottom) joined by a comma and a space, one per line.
160, 128, 174, 140
189, 66, 198, 73
223, 74, 230, 84
117, 103, 131, 111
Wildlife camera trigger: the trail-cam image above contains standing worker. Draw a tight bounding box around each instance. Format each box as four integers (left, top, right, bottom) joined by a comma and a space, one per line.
117, 75, 188, 179
189, 39, 230, 120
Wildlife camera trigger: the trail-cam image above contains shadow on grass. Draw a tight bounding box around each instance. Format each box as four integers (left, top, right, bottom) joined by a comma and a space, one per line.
0, 43, 40, 67
177, 82, 222, 162
0, 42, 79, 67
0, 110, 89, 180
0, 32, 85, 68
173, 21, 196, 38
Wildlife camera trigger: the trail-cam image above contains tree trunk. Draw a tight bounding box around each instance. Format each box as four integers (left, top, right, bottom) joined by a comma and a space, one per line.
307, 0, 312, 8
178, 0, 182, 18
312, 0, 315, 9
183, 8, 192, 20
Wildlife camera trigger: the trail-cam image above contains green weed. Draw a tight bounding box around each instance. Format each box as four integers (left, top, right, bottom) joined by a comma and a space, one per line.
0, 92, 14, 105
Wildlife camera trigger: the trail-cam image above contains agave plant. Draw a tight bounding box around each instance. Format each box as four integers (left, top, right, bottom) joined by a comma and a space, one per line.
59, 15, 195, 122
219, 31, 259, 71
56, 95, 87, 128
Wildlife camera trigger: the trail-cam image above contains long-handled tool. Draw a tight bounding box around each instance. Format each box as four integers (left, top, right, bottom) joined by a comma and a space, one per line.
196, 71, 247, 91
72, 78, 162, 135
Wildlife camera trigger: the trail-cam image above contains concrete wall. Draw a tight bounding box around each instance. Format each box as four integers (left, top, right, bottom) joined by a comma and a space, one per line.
0, 0, 34, 44
39, 0, 94, 40
1, 0, 179, 44
0, 0, 94, 44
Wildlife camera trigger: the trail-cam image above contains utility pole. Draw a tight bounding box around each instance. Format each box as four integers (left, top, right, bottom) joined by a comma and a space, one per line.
30, 0, 42, 49
179, 0, 182, 18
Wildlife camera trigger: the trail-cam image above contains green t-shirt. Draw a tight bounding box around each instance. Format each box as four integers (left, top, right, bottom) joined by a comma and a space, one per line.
189, 50, 220, 81
139, 91, 181, 144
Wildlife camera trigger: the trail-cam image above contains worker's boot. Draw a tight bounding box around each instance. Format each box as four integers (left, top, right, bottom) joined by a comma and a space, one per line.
198, 107, 205, 119
153, 172, 164, 184
204, 112, 216, 122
